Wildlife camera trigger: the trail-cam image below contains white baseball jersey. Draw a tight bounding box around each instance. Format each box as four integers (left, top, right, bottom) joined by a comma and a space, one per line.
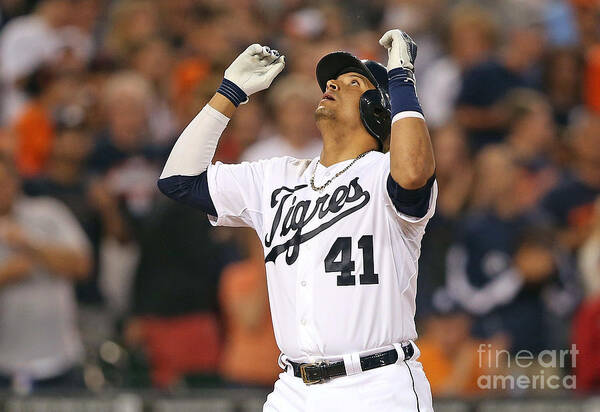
206, 151, 437, 362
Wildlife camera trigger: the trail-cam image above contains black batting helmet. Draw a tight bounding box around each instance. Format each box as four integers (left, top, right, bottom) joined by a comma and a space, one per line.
316, 51, 391, 148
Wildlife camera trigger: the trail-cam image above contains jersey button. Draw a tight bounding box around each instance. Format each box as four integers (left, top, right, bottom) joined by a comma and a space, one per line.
300, 281, 307, 287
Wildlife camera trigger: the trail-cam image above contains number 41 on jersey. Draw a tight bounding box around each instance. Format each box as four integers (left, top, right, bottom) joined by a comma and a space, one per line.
324, 235, 379, 286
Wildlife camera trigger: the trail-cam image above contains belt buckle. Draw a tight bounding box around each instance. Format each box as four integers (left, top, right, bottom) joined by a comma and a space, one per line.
300, 361, 328, 385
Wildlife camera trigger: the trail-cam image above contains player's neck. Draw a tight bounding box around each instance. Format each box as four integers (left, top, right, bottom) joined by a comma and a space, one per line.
319, 141, 376, 167
319, 128, 376, 167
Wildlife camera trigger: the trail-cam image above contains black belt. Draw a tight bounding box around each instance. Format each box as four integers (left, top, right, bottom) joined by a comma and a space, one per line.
288, 344, 414, 385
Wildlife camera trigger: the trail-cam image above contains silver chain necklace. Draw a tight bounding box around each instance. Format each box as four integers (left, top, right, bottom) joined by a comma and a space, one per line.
310, 150, 373, 192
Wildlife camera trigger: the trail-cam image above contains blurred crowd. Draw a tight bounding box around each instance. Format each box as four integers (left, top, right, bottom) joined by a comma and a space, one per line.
0, 0, 598, 398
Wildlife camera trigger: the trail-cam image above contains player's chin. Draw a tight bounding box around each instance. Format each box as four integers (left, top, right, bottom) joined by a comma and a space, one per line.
315, 105, 335, 121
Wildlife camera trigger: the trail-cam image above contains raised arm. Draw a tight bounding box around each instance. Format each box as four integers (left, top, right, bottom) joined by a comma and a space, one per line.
379, 30, 435, 190
157, 45, 285, 213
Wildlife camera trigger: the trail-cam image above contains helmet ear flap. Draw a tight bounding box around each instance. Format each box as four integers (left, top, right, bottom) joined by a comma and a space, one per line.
359, 89, 391, 149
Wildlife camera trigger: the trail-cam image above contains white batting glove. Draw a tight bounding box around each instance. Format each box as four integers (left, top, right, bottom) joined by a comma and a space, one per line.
379, 29, 417, 72
224, 44, 285, 98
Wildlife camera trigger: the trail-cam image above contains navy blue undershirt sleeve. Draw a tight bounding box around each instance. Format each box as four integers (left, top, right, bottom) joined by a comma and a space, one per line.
157, 172, 217, 217
386, 173, 435, 218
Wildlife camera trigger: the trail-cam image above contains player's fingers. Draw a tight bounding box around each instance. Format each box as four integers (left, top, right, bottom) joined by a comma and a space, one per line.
379, 30, 393, 48
256, 46, 270, 64
245, 43, 264, 56
266, 56, 285, 78
379, 29, 401, 49
261, 49, 281, 65
259, 45, 274, 59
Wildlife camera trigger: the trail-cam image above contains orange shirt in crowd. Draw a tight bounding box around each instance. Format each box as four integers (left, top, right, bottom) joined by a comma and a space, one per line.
14, 102, 54, 177
219, 259, 281, 387
418, 338, 485, 396
585, 44, 600, 113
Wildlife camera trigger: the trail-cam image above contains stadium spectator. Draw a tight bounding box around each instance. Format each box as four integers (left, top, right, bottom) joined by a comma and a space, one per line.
0, 0, 37, 30
128, 38, 176, 144
447, 145, 578, 353
540, 113, 600, 251
11, 66, 56, 177
87, 71, 164, 319
241, 74, 321, 162
507, 226, 579, 353
503, 89, 560, 209
570, 0, 600, 52
420, 4, 498, 129
24, 105, 93, 231
0, 157, 91, 392
418, 291, 501, 396
445, 145, 528, 342
380, 0, 442, 71
87, 71, 163, 217
543, 48, 584, 128
417, 124, 474, 318
23, 105, 102, 304
455, 19, 546, 150
169, 59, 212, 138
219, 228, 280, 389
124, 198, 236, 388
12, 64, 87, 177
0, 0, 91, 123
102, 0, 159, 62
503, 89, 556, 166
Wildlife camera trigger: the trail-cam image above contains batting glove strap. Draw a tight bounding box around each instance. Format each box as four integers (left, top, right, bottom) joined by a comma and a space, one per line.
388, 67, 423, 122
217, 78, 249, 107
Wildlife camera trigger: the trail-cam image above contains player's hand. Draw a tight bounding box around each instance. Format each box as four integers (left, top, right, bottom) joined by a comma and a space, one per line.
379, 29, 417, 72
224, 44, 285, 98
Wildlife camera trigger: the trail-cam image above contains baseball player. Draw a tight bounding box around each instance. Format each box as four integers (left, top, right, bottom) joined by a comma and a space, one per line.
159, 29, 436, 411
